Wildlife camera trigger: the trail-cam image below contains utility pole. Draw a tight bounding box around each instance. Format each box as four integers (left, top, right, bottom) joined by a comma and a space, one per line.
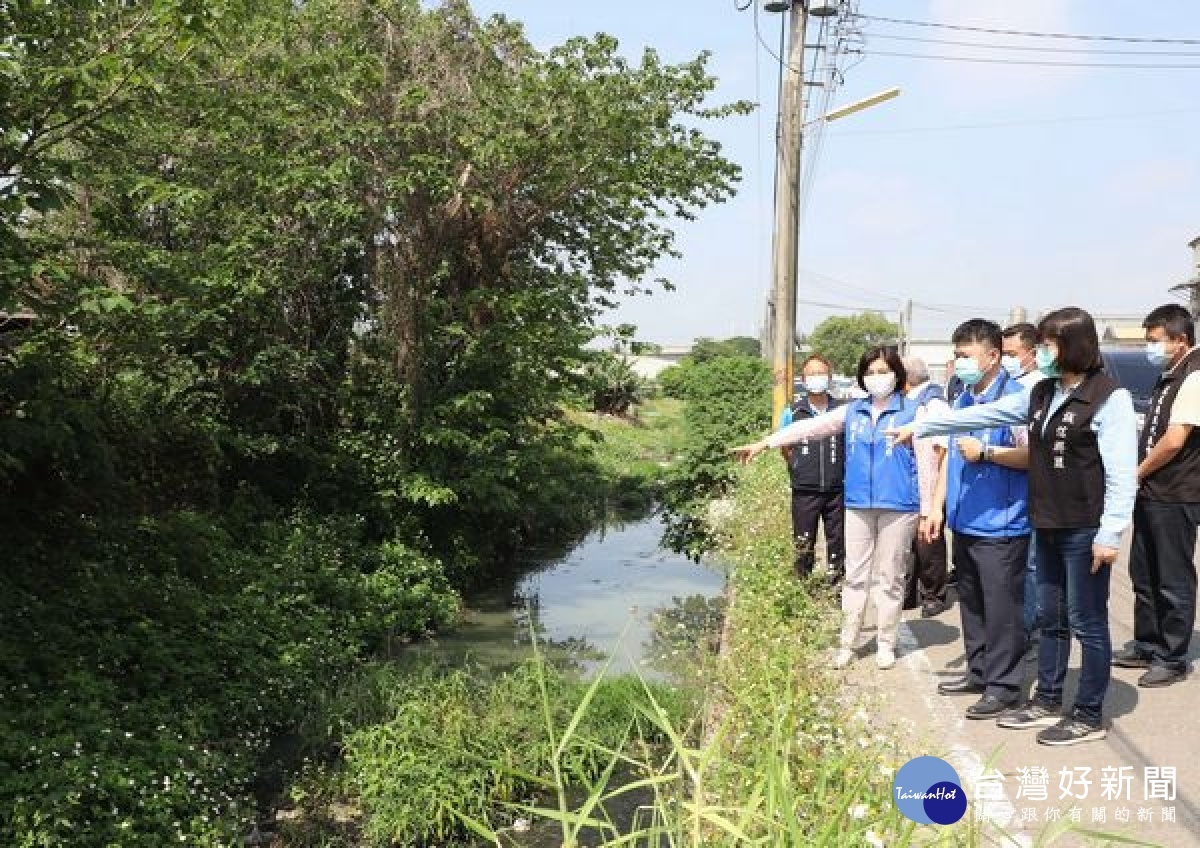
899, 299, 913, 353
768, 2, 808, 427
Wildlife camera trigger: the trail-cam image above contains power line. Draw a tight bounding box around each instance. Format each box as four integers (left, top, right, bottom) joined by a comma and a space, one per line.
800, 2, 865, 217
830, 106, 1200, 136
867, 49, 1200, 70
751, 1, 804, 74
860, 14, 1200, 46
798, 13, 832, 214
798, 298, 879, 311
867, 31, 1200, 57
802, 269, 903, 304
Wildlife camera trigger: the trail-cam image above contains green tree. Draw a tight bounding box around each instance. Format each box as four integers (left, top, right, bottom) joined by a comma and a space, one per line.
806, 312, 900, 375
0, 0, 746, 843
586, 352, 646, 417
720, 335, 761, 357
689, 335, 760, 363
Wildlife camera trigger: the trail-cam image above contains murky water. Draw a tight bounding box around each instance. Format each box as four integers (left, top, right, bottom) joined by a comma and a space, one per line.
410, 513, 726, 678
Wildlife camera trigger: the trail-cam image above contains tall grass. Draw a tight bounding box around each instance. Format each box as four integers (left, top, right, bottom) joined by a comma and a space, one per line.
455, 459, 1161, 848
283, 456, 1160, 848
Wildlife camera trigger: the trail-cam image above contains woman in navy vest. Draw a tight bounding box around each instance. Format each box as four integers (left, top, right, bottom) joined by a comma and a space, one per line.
892, 308, 1138, 747
734, 345, 927, 671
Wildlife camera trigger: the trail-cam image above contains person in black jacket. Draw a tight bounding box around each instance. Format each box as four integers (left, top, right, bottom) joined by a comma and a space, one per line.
1116, 304, 1200, 688
782, 354, 846, 581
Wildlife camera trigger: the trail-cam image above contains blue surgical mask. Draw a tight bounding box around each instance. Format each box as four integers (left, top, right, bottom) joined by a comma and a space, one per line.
1035, 345, 1060, 378
1146, 341, 1169, 368
1001, 355, 1024, 379
954, 356, 985, 387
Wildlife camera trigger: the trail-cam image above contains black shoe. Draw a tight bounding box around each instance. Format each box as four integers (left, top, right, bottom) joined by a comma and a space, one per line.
966, 695, 1020, 719
1112, 647, 1151, 669
921, 600, 949, 618
1138, 666, 1187, 688
996, 701, 1061, 729
937, 676, 985, 696
1036, 716, 1107, 746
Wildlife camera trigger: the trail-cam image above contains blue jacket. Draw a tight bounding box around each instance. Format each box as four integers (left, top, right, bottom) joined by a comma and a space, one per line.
843, 393, 921, 512
912, 381, 945, 407
946, 370, 1031, 538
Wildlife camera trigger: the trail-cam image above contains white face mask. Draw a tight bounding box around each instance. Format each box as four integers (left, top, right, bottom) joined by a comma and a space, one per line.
1001, 355, 1024, 378
863, 373, 896, 399
804, 375, 831, 395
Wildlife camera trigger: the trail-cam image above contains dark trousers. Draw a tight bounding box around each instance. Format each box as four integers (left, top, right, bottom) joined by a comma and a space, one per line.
1023, 531, 1040, 640
790, 490, 845, 578
1129, 498, 1200, 673
906, 530, 948, 607
1034, 528, 1110, 726
953, 533, 1030, 700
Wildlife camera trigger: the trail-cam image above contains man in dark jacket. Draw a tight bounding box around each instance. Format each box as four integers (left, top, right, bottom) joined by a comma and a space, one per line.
782, 354, 845, 581
1114, 304, 1200, 688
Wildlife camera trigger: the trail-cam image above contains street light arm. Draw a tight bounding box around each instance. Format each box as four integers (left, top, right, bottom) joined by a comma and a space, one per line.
806, 87, 901, 127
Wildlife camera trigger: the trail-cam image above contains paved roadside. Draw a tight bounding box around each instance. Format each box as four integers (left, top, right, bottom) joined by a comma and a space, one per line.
839, 539, 1200, 847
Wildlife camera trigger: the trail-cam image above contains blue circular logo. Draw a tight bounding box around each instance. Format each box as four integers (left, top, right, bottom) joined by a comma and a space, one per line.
892, 756, 967, 825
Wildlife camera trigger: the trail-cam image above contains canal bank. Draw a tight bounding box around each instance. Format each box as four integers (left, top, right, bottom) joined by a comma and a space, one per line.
276, 507, 728, 848
277, 454, 908, 847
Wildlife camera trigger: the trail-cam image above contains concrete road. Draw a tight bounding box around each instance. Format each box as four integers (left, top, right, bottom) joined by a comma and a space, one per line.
839, 538, 1200, 847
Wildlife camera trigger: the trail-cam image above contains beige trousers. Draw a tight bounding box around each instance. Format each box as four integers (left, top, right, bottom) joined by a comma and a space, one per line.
841, 508, 919, 653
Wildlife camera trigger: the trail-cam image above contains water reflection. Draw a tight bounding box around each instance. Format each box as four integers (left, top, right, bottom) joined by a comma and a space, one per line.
642, 593, 727, 682
412, 514, 726, 679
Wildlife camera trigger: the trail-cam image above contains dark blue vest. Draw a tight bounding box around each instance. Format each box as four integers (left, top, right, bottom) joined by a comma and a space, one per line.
946, 370, 1032, 538
842, 394, 921, 512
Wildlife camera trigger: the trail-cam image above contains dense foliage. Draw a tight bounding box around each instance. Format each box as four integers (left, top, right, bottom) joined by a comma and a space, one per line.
659, 353, 771, 557
586, 352, 647, 417
0, 0, 741, 843
805, 312, 901, 375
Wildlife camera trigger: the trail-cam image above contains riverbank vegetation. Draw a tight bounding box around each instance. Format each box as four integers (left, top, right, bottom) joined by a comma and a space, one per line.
0, 1, 741, 844
659, 352, 772, 558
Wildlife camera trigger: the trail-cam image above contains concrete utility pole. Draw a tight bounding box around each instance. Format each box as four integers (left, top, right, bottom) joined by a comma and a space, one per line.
899, 299, 913, 353
768, 2, 808, 427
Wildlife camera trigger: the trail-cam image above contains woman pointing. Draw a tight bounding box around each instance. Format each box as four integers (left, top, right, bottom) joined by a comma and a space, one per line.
735, 345, 938, 671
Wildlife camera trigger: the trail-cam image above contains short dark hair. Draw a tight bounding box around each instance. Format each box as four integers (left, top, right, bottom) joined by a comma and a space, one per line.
799, 353, 833, 374
1002, 322, 1040, 351
856, 344, 906, 393
1142, 303, 1195, 346
951, 319, 1003, 351
1038, 307, 1102, 374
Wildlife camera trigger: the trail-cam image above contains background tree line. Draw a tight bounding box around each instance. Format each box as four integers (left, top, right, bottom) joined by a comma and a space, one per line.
0, 1, 741, 843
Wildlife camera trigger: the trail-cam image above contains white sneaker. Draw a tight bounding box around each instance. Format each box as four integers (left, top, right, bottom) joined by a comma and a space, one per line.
833, 648, 854, 669
876, 648, 896, 670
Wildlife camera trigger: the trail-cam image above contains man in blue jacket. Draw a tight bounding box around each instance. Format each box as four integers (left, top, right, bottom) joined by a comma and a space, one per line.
929, 320, 1032, 719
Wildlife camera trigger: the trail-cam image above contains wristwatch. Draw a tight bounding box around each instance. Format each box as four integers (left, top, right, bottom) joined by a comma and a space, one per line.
983, 445, 995, 463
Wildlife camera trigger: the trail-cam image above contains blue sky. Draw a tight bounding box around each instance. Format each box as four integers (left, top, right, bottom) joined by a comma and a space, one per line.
466, 1, 1200, 345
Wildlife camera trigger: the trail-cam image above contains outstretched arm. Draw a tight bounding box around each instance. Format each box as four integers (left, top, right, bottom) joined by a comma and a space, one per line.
732, 405, 849, 463
889, 390, 1031, 446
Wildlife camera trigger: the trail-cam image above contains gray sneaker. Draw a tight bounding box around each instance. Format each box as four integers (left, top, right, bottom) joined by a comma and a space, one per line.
996, 701, 1061, 730
1036, 717, 1108, 746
